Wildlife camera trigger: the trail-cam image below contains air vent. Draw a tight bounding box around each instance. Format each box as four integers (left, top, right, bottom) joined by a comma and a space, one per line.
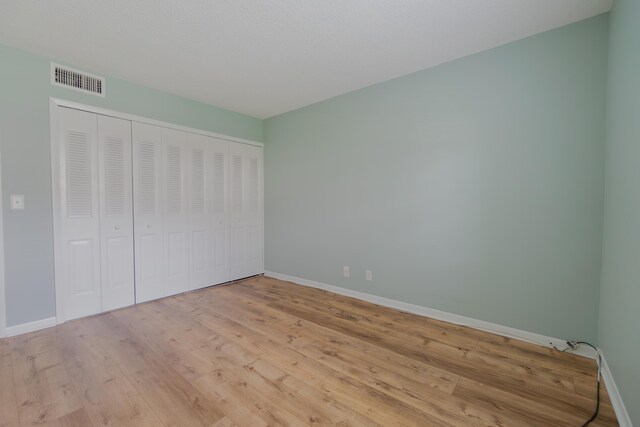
51, 63, 105, 97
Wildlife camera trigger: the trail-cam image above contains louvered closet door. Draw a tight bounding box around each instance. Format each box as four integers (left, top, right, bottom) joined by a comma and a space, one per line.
210, 138, 230, 285
188, 134, 230, 289
188, 134, 212, 289
229, 143, 263, 280
163, 128, 189, 296
133, 123, 165, 303
57, 108, 101, 321
98, 116, 134, 311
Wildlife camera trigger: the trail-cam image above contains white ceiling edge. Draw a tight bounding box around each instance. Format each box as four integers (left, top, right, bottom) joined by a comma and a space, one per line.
0, 0, 613, 119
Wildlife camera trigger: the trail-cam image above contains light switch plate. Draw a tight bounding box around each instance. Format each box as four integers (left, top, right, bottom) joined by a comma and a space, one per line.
10, 194, 24, 210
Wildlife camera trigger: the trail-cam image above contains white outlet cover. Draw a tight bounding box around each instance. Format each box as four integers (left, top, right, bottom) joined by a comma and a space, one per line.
10, 194, 25, 210
343, 266, 350, 278
366, 270, 373, 281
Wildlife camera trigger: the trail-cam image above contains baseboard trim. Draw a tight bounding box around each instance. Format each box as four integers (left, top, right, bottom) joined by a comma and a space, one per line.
264, 271, 596, 359
600, 353, 633, 427
5, 316, 57, 337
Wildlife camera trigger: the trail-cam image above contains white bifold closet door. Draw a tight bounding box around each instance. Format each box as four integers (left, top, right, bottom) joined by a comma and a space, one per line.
229, 143, 263, 280
133, 123, 189, 303
55, 105, 263, 318
56, 108, 102, 321
55, 108, 134, 321
210, 138, 231, 285
163, 128, 189, 296
98, 115, 135, 311
187, 134, 230, 290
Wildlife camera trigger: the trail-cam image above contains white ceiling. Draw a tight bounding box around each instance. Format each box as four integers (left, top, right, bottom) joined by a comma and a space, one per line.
0, 0, 612, 119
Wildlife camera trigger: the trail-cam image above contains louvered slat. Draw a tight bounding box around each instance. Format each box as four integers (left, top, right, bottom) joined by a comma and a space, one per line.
249, 157, 259, 213
231, 155, 243, 213
104, 136, 125, 216
213, 152, 225, 214
191, 148, 205, 214
137, 141, 157, 215
166, 145, 183, 214
66, 130, 93, 218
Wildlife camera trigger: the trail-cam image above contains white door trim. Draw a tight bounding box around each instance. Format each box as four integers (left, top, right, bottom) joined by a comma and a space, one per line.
0, 146, 6, 338
50, 98, 262, 147
50, 100, 65, 324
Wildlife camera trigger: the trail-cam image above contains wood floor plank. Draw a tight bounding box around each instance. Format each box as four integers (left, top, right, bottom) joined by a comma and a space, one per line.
251, 287, 602, 417
172, 284, 572, 424
318, 374, 455, 426
36, 407, 93, 427
55, 320, 165, 427
111, 306, 223, 382
154, 297, 383, 426
0, 277, 619, 426
0, 339, 19, 427
194, 366, 302, 426
232, 284, 573, 402
9, 330, 85, 426
453, 376, 582, 426
161, 296, 332, 386
210, 416, 236, 427
219, 283, 578, 392
177, 287, 462, 393
226, 279, 616, 425
183, 281, 602, 420
238, 278, 482, 350
81, 314, 226, 427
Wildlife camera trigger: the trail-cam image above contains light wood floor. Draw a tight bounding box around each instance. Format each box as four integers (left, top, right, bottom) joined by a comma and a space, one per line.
0, 276, 618, 426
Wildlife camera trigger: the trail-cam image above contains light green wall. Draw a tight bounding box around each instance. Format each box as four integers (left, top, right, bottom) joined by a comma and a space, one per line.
265, 15, 609, 343
599, 0, 640, 422
0, 43, 262, 327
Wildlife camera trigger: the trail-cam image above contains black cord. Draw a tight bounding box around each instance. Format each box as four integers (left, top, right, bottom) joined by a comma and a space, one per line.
575, 342, 601, 427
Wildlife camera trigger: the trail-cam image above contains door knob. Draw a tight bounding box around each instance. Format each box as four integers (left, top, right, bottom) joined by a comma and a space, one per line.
115, 225, 120, 230
146, 224, 151, 228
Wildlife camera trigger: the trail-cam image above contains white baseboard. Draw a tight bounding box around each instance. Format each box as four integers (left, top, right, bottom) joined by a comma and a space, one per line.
5, 316, 57, 337
600, 353, 633, 427
264, 271, 596, 359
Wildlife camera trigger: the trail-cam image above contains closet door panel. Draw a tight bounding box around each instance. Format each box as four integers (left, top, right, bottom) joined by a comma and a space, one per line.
98, 115, 134, 311
245, 152, 263, 275
132, 122, 164, 303
229, 143, 263, 280
187, 134, 212, 289
229, 151, 244, 280
57, 107, 101, 320
210, 139, 230, 285
213, 229, 229, 270
163, 128, 189, 296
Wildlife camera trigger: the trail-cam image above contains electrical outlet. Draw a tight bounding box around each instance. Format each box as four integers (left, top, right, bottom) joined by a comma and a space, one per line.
343, 266, 350, 278
10, 194, 25, 210
366, 270, 372, 281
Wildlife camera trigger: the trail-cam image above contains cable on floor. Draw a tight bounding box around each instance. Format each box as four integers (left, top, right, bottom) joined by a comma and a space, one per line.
553, 341, 601, 426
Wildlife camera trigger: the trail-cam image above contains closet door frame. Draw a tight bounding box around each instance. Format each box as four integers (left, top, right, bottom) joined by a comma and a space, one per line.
50, 98, 262, 325
51, 101, 64, 324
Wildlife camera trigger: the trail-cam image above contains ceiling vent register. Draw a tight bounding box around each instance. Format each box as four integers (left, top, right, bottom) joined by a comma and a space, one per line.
51, 63, 105, 97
